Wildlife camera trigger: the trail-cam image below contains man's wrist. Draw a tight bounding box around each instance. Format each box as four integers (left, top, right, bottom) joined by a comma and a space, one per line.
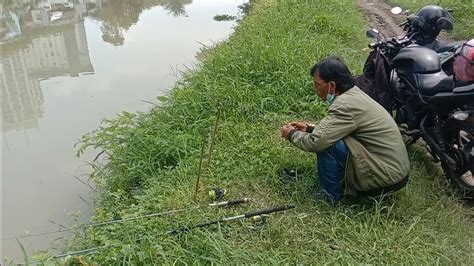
287, 129, 297, 142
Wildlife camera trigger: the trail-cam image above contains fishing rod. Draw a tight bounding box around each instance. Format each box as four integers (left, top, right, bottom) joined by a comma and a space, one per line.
168, 204, 295, 235
15, 198, 250, 239
13, 207, 196, 240
51, 204, 295, 259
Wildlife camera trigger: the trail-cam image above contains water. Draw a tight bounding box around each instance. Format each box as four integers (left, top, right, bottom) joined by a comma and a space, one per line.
1, 0, 244, 262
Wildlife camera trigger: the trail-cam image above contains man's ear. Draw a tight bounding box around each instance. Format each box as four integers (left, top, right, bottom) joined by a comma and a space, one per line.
328, 81, 336, 93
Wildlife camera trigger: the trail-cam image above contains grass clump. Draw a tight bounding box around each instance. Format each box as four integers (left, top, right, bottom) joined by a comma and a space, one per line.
387, 0, 473, 40
39, 0, 474, 264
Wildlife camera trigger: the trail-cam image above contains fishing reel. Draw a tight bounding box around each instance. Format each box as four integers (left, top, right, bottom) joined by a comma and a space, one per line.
208, 187, 227, 201
250, 214, 269, 227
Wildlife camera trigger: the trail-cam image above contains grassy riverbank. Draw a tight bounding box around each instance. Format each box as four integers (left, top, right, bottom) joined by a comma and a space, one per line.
41, 0, 473, 264
387, 0, 473, 40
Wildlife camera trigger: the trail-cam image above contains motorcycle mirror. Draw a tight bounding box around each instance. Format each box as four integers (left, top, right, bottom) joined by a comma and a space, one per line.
366, 28, 380, 39
437, 17, 453, 31
391, 7, 403, 15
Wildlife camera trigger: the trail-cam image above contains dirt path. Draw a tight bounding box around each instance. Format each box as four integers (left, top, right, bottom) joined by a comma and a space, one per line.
356, 0, 404, 37
356, 0, 454, 41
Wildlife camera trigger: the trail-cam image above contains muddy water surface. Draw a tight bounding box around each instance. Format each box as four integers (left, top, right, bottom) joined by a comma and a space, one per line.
1, 0, 245, 261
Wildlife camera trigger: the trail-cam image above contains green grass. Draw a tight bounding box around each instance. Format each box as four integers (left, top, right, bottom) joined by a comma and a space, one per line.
36, 0, 474, 264
387, 0, 474, 40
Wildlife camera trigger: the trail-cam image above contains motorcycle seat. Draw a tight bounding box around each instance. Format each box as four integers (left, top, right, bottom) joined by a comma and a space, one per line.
416, 72, 474, 96
425, 40, 466, 53
416, 72, 453, 96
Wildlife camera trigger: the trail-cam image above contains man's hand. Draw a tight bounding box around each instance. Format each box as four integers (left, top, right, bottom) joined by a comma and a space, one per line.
289, 121, 307, 132
281, 124, 296, 140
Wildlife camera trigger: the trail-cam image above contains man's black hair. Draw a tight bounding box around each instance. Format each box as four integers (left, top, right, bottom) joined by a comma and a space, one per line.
309, 56, 354, 92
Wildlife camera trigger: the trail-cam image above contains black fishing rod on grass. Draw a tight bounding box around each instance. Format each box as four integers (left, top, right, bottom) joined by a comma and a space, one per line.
51, 204, 295, 259
167, 204, 295, 235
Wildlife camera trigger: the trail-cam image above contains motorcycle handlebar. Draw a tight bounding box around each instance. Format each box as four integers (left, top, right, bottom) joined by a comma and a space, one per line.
367, 35, 415, 60
399, 21, 408, 27
369, 42, 379, 49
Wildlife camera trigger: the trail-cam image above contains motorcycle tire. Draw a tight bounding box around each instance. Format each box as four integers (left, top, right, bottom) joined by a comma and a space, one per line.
442, 118, 474, 199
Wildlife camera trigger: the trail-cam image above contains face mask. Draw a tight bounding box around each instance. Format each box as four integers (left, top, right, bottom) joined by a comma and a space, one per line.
327, 91, 336, 105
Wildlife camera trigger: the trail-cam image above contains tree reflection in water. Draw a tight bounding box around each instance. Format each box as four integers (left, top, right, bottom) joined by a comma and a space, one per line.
92, 0, 193, 46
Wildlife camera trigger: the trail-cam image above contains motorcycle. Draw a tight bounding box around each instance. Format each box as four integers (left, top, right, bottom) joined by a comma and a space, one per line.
355, 5, 474, 199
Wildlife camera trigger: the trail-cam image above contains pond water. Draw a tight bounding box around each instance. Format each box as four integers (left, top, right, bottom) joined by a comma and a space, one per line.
1, 0, 245, 262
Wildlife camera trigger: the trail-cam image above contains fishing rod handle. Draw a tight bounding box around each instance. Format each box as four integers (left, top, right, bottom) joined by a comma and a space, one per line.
209, 198, 249, 207
226, 198, 250, 206
244, 204, 295, 218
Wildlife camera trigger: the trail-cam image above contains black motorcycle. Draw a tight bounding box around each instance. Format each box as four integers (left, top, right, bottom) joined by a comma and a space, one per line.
355, 5, 474, 198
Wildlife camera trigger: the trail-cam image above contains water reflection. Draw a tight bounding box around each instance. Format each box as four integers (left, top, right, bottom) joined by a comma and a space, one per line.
1, 0, 194, 131
2, 0, 244, 261
1, 4, 94, 131
91, 0, 192, 46
1, 0, 193, 46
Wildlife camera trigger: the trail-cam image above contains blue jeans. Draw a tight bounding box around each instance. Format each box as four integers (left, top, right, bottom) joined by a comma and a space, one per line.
316, 139, 349, 203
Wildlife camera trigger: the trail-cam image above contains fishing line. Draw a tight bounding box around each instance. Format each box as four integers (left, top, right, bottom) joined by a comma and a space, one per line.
50, 204, 295, 259
11, 198, 250, 240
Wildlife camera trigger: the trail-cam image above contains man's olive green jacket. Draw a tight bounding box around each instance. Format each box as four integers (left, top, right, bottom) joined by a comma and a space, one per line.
290, 86, 410, 192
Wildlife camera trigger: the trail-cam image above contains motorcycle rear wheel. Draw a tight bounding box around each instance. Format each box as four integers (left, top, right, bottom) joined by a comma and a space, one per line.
442, 118, 474, 199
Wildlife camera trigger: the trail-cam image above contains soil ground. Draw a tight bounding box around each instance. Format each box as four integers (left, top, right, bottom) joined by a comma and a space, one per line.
356, 0, 452, 40
356, 0, 404, 37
